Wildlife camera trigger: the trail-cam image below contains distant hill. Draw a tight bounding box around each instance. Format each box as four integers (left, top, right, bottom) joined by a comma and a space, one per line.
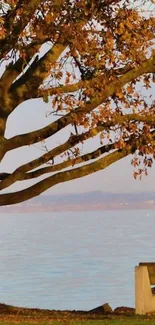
31, 191, 155, 204
0, 191, 155, 212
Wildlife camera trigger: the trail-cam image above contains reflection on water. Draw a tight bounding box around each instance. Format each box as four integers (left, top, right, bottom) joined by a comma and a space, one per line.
0, 209, 154, 310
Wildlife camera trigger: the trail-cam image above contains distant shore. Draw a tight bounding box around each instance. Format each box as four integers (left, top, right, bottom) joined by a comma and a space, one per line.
1, 191, 155, 213
0, 203, 155, 213
0, 302, 136, 316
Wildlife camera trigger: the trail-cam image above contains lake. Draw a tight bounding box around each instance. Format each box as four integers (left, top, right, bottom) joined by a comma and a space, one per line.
0, 209, 154, 311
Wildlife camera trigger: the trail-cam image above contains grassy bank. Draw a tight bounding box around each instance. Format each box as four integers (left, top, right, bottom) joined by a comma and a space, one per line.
0, 304, 155, 325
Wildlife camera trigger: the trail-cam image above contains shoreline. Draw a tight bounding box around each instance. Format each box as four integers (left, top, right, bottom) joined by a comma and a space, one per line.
0, 302, 136, 316
0, 302, 155, 325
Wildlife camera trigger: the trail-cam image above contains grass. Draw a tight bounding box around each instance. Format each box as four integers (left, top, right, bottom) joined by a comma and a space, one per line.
0, 319, 155, 325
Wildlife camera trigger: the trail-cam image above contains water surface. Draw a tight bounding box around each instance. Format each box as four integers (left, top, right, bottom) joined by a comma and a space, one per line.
0, 209, 154, 310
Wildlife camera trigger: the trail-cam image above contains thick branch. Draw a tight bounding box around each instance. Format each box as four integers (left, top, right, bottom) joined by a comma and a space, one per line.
12, 122, 155, 180
0, 173, 10, 180
109, 114, 155, 126
0, 149, 130, 206
10, 53, 155, 108
7, 109, 155, 154
0, 126, 103, 190
37, 81, 83, 98
0, 141, 115, 182
0, 43, 41, 93
9, 43, 66, 110
1, 127, 155, 197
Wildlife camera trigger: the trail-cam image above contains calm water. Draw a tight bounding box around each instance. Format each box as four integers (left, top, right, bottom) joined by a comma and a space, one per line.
0, 209, 154, 311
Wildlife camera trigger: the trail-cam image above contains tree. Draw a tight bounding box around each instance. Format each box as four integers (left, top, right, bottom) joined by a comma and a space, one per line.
0, 0, 154, 205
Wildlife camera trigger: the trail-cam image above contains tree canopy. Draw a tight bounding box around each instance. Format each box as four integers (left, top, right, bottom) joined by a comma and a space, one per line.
0, 0, 154, 205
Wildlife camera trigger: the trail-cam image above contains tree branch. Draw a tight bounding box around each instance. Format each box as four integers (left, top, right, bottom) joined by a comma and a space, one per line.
7, 109, 155, 154
0, 148, 130, 206
1, 127, 155, 196
19, 127, 155, 179
8, 42, 66, 111
0, 126, 103, 190
1, 54, 155, 160
37, 81, 83, 99
0, 43, 41, 93
0, 141, 115, 182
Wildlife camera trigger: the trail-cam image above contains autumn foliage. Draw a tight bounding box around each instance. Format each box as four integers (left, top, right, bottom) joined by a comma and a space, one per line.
0, 0, 155, 205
